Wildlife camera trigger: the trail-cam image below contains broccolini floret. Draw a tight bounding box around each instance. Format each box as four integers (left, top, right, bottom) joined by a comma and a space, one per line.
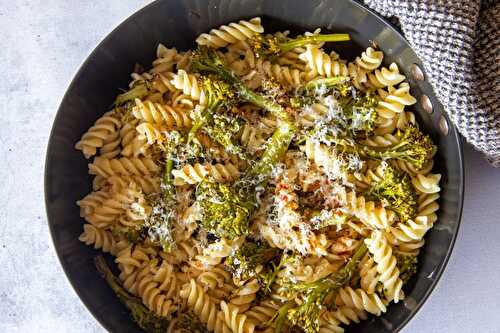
95, 256, 169, 333
289, 77, 350, 109
203, 112, 248, 159
188, 77, 236, 142
341, 91, 378, 133
273, 242, 368, 333
196, 181, 252, 239
397, 254, 418, 284
249, 33, 350, 58
225, 241, 280, 282
365, 163, 417, 222
174, 312, 210, 333
334, 126, 436, 169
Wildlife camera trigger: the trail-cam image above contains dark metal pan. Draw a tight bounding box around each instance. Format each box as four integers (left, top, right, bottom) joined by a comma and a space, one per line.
45, 0, 464, 331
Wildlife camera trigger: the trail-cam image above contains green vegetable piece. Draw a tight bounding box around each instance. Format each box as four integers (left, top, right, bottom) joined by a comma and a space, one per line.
335, 126, 436, 169
274, 242, 368, 333
365, 164, 417, 222
258, 252, 299, 295
397, 254, 418, 284
196, 181, 251, 239
225, 242, 280, 282
302, 76, 350, 92
188, 77, 236, 142
250, 33, 350, 57
115, 84, 149, 105
191, 48, 290, 121
95, 256, 169, 333
174, 312, 210, 333
246, 121, 297, 178
145, 155, 177, 253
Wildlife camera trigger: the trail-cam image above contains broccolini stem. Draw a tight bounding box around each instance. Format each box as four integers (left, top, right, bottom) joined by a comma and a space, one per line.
193, 49, 290, 120
303, 76, 349, 91
95, 256, 131, 300
271, 302, 295, 333
279, 33, 351, 53
163, 159, 174, 189
188, 109, 209, 143
115, 84, 149, 105
94, 256, 169, 333
337, 241, 368, 281
238, 86, 290, 120
247, 121, 296, 177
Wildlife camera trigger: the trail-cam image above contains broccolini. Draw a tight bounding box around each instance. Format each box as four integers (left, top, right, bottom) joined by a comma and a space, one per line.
397, 254, 418, 284
188, 77, 236, 142
196, 181, 252, 239
273, 242, 368, 333
115, 83, 149, 105
225, 241, 281, 282
192, 47, 290, 120
95, 256, 169, 333
95, 256, 209, 333
334, 126, 436, 169
365, 163, 417, 222
249, 33, 350, 57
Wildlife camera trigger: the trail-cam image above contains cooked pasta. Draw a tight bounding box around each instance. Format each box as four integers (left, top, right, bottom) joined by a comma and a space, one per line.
76, 18, 440, 333
299, 44, 349, 78
196, 17, 264, 49
171, 162, 240, 185
75, 111, 121, 159
170, 70, 206, 104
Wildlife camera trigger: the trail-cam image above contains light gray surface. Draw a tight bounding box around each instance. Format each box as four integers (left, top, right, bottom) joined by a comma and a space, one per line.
0, 1, 499, 332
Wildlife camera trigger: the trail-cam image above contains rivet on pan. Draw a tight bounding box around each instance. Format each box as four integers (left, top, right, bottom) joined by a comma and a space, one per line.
439, 115, 449, 136
420, 95, 433, 114
411, 64, 425, 81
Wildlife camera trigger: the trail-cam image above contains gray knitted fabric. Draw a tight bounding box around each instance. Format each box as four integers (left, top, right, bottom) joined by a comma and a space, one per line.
363, 0, 500, 166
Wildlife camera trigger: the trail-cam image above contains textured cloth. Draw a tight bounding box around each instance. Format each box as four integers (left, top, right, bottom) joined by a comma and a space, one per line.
363, 0, 500, 166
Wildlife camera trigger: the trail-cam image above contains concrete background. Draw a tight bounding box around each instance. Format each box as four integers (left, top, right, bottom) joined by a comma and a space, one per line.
1, 1, 499, 332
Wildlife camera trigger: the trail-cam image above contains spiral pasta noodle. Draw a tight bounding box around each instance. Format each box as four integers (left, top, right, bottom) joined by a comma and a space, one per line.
78, 224, 120, 254
359, 254, 379, 294
336, 286, 387, 316
354, 47, 384, 72
170, 70, 206, 105
119, 120, 149, 157
172, 162, 240, 185
180, 279, 232, 333
336, 189, 396, 230
75, 111, 121, 158
133, 99, 192, 129
88, 156, 159, 178
365, 231, 404, 303
229, 278, 260, 312
366, 62, 406, 89
196, 17, 264, 49
320, 306, 368, 332
376, 83, 417, 119
255, 58, 303, 88
220, 300, 256, 333
299, 44, 348, 78
412, 173, 441, 194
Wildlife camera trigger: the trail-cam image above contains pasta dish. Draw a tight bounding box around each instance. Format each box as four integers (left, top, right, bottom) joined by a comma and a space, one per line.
75, 17, 441, 333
